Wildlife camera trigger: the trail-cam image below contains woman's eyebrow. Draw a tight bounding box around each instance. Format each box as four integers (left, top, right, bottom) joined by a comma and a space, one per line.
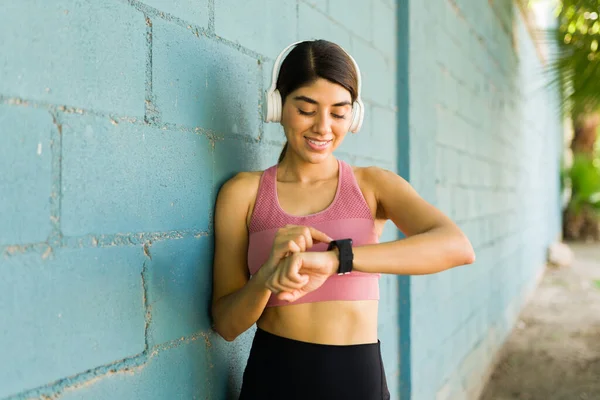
293, 95, 351, 107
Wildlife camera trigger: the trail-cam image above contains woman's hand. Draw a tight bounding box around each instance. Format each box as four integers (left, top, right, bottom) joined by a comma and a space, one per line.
264, 225, 332, 271
265, 251, 339, 303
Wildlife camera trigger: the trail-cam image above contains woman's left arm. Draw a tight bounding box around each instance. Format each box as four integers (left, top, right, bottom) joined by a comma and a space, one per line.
350, 167, 475, 275
277, 167, 477, 303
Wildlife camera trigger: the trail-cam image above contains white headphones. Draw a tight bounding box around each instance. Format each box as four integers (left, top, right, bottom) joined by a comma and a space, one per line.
264, 40, 365, 133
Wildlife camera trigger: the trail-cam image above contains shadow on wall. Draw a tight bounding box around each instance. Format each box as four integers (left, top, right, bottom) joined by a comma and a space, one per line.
206, 61, 272, 399
143, 32, 270, 396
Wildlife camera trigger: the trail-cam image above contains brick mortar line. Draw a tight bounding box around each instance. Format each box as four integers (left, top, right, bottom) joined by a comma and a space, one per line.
0, 95, 247, 141
434, 144, 527, 168
62, 230, 210, 249
362, 97, 398, 111
454, 209, 531, 224
470, 23, 517, 80
443, 1, 516, 81
207, 0, 215, 34
48, 111, 64, 250
141, 260, 152, 352
124, 0, 268, 62
476, 229, 536, 249
143, 14, 160, 125
297, 0, 393, 62
0, 230, 210, 258
435, 61, 519, 106
210, 124, 217, 236
0, 94, 142, 125
0, 243, 50, 259
435, 101, 484, 131
296, 0, 300, 39
256, 59, 266, 143
436, 183, 538, 193
2, 354, 149, 400
3, 331, 210, 400
1, 96, 357, 145
436, 144, 551, 170
488, 1, 514, 41
433, 77, 523, 131
352, 156, 396, 168
380, 0, 395, 11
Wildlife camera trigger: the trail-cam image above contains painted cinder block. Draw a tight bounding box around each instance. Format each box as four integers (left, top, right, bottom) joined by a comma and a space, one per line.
140, 0, 209, 27
215, 0, 297, 57
371, 105, 398, 163
297, 2, 352, 52
0, 105, 53, 245
352, 40, 394, 106
146, 236, 214, 345
152, 20, 260, 137
60, 114, 213, 236
301, 0, 328, 14
0, 0, 146, 116
328, 0, 373, 41
372, 0, 396, 57
0, 247, 146, 399
213, 138, 278, 192
57, 337, 215, 400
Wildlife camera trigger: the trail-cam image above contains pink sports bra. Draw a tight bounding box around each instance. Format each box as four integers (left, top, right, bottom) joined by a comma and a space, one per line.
247, 159, 380, 307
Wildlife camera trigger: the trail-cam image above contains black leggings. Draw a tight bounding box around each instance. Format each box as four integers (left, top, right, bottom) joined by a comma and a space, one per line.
239, 328, 391, 400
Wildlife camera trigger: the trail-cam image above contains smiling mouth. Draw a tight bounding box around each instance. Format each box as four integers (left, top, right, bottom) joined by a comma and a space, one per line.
305, 137, 333, 147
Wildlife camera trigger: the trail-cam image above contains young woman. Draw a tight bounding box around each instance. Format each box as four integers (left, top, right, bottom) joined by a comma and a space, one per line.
211, 40, 475, 400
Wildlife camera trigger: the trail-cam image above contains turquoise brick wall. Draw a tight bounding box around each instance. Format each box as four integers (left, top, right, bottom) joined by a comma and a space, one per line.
0, 1, 401, 399
408, 1, 562, 399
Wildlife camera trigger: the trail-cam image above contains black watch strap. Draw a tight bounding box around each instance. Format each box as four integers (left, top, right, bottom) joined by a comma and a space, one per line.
327, 239, 353, 275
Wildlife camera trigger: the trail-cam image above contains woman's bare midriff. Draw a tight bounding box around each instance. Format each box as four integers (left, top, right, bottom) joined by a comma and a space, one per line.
257, 300, 379, 345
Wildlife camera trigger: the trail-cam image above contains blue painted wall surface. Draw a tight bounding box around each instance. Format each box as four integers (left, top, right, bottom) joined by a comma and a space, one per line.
0, 0, 401, 399
408, 1, 562, 399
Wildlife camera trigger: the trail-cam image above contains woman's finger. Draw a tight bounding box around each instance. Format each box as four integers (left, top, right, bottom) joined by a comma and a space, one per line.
280, 258, 306, 286
278, 289, 304, 303
271, 239, 299, 263
285, 261, 307, 284
299, 227, 313, 249
279, 274, 307, 290
308, 227, 333, 244
282, 262, 309, 284
295, 235, 307, 252
285, 239, 302, 254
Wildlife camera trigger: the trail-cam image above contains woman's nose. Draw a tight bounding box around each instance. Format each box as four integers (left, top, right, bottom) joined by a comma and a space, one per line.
312, 112, 332, 135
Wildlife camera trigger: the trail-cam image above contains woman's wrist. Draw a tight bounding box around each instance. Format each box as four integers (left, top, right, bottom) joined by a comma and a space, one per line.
326, 249, 340, 275
253, 262, 277, 292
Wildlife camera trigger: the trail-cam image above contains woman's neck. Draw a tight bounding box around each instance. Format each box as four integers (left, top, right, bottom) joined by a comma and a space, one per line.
277, 154, 338, 184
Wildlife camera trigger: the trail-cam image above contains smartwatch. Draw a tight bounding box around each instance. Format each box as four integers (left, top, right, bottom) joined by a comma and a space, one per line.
327, 239, 354, 275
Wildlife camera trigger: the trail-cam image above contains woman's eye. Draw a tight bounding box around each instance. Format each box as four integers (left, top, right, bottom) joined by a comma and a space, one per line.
332, 114, 346, 119
298, 109, 315, 116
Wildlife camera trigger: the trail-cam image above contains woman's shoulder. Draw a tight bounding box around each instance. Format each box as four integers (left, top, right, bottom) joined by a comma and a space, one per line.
219, 170, 264, 199
351, 165, 410, 194
351, 165, 397, 181
215, 170, 267, 227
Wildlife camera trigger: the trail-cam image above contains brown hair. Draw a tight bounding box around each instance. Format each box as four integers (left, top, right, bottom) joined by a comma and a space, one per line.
275, 40, 359, 163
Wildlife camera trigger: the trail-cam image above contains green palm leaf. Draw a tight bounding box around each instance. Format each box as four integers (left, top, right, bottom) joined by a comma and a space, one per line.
541, 0, 600, 118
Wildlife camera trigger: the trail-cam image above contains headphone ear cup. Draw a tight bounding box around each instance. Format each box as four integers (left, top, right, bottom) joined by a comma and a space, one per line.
270, 89, 282, 123
349, 100, 364, 133
264, 89, 281, 123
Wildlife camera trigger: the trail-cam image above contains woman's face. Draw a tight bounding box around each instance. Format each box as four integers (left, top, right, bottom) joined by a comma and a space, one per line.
280, 78, 353, 164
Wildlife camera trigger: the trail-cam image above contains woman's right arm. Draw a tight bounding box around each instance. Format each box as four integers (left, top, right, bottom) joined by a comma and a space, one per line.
211, 173, 271, 342
211, 172, 334, 341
